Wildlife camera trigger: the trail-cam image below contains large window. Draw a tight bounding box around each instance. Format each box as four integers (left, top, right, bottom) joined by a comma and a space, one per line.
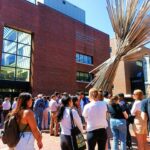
0, 27, 32, 82
76, 71, 93, 82
76, 53, 93, 65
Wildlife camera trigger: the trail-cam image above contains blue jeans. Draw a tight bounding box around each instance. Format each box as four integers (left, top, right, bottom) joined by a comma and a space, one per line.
34, 111, 43, 130
110, 118, 127, 150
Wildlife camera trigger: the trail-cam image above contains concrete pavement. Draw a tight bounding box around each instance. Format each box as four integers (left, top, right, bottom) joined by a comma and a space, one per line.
0, 130, 150, 150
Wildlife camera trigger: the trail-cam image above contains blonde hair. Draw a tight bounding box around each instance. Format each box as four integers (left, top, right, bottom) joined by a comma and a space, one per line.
133, 89, 143, 100
89, 88, 99, 100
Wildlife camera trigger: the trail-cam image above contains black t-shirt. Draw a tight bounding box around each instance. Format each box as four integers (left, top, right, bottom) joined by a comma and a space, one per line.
108, 103, 126, 119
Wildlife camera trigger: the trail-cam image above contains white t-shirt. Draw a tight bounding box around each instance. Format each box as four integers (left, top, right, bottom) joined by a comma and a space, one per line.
82, 101, 108, 132
103, 98, 110, 104
2, 101, 11, 110
12, 101, 17, 110
60, 107, 83, 135
49, 99, 59, 112
131, 100, 141, 116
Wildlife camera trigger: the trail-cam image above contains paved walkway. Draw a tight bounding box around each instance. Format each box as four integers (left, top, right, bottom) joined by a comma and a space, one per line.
0, 130, 150, 150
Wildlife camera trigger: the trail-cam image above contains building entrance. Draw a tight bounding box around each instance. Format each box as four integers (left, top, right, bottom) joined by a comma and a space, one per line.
0, 80, 31, 100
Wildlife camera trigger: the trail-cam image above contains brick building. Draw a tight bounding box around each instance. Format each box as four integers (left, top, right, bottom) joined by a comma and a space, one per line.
0, 0, 109, 97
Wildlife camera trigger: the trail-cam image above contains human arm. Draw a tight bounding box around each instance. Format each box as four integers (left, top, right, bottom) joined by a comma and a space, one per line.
82, 105, 88, 122
122, 111, 128, 119
33, 100, 37, 112
25, 110, 43, 149
131, 102, 137, 116
121, 104, 128, 119
72, 109, 84, 133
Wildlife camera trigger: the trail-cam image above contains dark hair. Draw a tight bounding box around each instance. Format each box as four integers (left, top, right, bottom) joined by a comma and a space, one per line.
78, 91, 84, 96
72, 96, 78, 107
117, 93, 124, 99
98, 91, 103, 101
17, 92, 32, 110
57, 96, 71, 122
43, 96, 47, 100
10, 93, 32, 116
103, 91, 109, 97
109, 95, 119, 105
54, 92, 60, 97
46, 96, 50, 100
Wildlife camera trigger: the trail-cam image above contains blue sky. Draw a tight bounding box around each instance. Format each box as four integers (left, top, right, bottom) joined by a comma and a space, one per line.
67, 0, 114, 38
67, 0, 149, 48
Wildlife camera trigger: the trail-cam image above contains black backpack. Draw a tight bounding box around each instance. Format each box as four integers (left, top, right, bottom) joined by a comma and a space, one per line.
2, 115, 27, 148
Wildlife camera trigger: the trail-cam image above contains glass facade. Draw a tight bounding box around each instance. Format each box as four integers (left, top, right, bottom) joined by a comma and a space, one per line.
76, 53, 93, 65
76, 71, 93, 82
0, 27, 32, 82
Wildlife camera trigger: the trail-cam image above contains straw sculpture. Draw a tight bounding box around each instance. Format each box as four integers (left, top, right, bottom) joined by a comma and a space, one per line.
87, 0, 150, 92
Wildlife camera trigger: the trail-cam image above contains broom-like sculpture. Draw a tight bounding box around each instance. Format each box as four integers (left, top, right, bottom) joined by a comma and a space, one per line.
87, 0, 150, 92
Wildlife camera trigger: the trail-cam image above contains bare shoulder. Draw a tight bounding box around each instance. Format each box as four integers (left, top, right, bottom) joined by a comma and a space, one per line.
23, 109, 34, 117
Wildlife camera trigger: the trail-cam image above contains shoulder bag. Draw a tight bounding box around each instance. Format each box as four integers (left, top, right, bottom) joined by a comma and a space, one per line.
70, 109, 86, 150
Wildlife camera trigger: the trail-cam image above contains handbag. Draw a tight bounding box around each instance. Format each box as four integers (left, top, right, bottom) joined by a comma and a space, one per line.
70, 109, 86, 150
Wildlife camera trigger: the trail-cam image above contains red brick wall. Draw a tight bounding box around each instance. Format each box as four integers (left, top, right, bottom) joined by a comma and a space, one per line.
0, 0, 110, 96
75, 22, 110, 92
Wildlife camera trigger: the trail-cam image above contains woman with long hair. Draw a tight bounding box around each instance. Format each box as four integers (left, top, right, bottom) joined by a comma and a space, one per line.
108, 95, 128, 150
82, 88, 108, 150
72, 96, 80, 115
10, 92, 43, 150
131, 89, 147, 150
57, 96, 83, 150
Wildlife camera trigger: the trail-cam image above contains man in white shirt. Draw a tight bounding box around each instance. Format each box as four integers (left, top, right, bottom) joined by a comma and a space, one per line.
2, 97, 11, 120
82, 88, 108, 150
49, 95, 59, 136
12, 97, 18, 110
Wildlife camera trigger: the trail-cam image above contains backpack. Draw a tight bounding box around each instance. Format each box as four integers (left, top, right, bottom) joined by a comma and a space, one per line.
2, 115, 27, 148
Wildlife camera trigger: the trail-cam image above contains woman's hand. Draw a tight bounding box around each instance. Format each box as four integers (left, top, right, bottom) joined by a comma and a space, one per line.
37, 140, 43, 149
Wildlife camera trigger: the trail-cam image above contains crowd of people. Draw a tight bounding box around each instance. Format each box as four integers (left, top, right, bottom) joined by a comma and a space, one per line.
0, 88, 150, 150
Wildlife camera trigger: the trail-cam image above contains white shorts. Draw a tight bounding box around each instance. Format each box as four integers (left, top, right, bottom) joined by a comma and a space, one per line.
15, 132, 35, 150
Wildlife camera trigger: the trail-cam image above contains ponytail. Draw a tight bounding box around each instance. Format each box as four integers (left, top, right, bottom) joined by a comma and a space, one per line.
57, 96, 71, 122
57, 105, 65, 122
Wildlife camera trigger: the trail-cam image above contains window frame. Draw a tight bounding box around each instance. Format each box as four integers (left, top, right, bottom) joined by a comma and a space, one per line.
76, 52, 93, 65
0, 27, 32, 82
76, 71, 93, 83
